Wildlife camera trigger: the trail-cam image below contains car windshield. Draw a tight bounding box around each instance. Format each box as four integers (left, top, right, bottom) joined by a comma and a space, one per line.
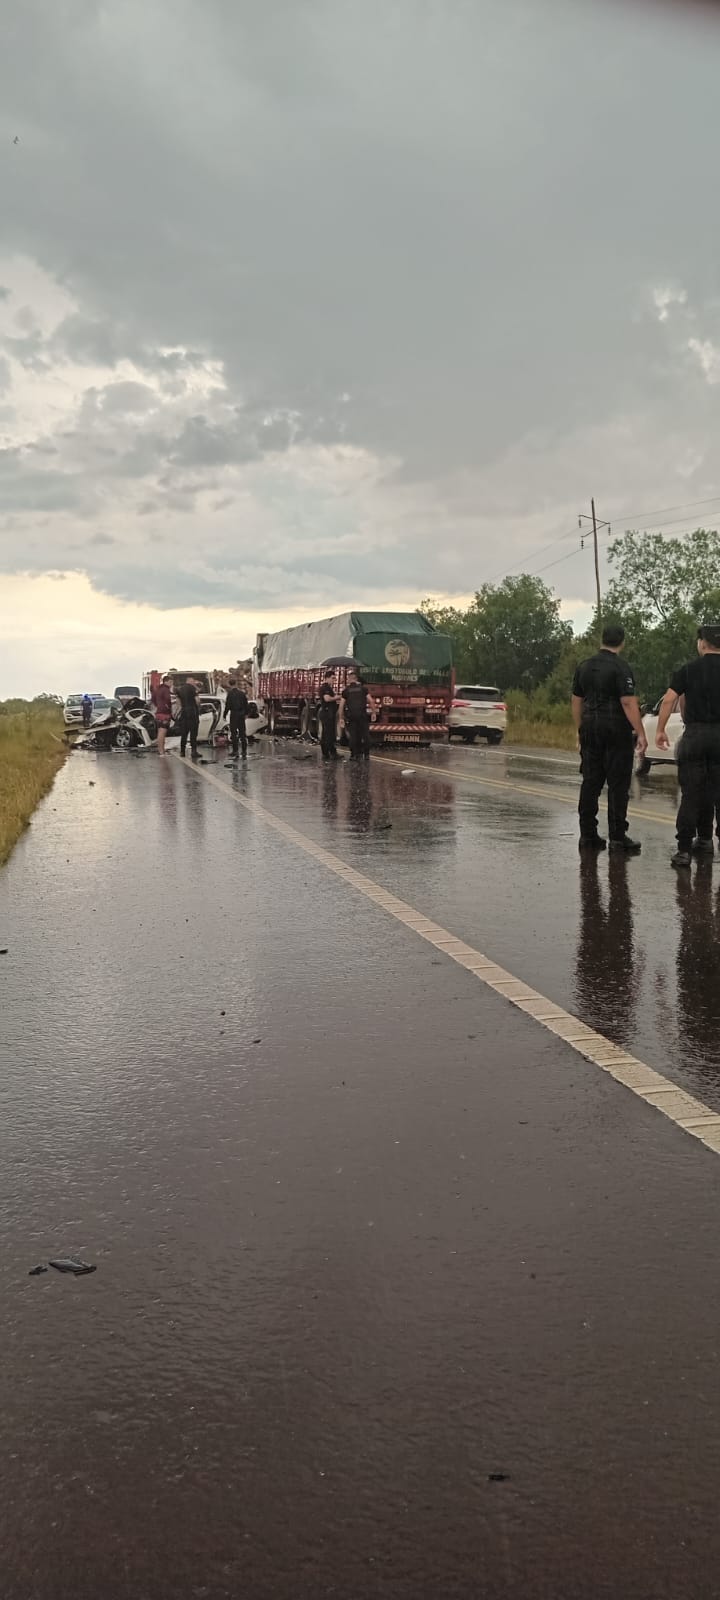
115, 686, 140, 697
456, 687, 501, 702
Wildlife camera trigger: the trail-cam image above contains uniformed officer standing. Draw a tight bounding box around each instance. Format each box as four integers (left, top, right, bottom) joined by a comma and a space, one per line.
571, 623, 647, 853
342, 671, 372, 760
224, 679, 249, 760
656, 623, 720, 868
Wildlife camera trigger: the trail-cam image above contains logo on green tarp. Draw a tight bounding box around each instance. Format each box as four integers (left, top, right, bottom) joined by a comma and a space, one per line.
385, 639, 411, 667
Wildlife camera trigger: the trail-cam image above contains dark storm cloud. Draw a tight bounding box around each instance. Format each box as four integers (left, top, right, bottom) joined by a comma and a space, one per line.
2, 0, 720, 608
168, 414, 260, 469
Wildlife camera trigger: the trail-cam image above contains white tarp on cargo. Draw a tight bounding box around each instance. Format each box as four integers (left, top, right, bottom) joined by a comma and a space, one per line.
260, 614, 355, 672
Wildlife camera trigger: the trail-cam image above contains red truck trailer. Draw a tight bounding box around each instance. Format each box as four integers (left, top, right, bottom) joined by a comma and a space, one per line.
254, 611, 454, 745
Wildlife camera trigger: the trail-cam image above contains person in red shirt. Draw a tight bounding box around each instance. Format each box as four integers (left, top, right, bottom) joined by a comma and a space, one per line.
152, 675, 173, 757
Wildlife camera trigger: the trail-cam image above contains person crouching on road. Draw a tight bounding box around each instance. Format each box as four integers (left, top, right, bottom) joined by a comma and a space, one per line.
224, 679, 249, 760
177, 679, 200, 759
656, 623, 720, 869
152, 674, 172, 757
342, 671, 372, 760
318, 676, 339, 760
571, 623, 647, 854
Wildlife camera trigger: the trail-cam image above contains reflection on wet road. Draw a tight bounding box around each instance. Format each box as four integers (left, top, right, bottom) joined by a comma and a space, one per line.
241, 739, 720, 1111
3, 739, 720, 1598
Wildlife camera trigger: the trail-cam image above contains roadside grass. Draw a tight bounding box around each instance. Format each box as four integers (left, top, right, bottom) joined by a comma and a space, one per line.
0, 701, 67, 866
506, 717, 577, 752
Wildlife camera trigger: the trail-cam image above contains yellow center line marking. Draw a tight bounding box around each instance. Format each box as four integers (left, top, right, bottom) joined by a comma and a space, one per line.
177, 753, 720, 1162
375, 753, 674, 827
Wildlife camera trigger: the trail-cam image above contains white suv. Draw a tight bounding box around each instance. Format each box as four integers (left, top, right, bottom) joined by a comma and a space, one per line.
636, 699, 684, 775
448, 685, 507, 745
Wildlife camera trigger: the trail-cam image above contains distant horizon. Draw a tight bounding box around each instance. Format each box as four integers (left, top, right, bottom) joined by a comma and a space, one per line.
0, 574, 595, 700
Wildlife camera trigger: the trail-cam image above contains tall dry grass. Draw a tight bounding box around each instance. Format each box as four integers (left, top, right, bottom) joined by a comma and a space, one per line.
506, 718, 577, 751
504, 690, 577, 752
0, 700, 67, 866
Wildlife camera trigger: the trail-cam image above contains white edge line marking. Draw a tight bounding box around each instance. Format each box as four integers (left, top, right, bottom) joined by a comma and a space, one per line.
178, 755, 720, 1160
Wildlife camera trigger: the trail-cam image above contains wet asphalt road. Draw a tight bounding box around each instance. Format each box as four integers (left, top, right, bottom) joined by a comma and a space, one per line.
2, 738, 720, 1599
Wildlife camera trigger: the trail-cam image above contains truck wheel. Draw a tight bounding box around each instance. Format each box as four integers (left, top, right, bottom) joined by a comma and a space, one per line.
462, 731, 477, 745
487, 731, 503, 746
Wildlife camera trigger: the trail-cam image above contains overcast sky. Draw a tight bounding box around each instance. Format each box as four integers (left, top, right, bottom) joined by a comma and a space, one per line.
2, 0, 720, 695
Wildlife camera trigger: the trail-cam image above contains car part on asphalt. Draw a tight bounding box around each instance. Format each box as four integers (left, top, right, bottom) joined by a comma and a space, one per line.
48, 1258, 97, 1275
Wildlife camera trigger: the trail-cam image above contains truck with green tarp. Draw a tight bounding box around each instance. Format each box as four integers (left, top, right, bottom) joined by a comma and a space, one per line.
253, 611, 454, 744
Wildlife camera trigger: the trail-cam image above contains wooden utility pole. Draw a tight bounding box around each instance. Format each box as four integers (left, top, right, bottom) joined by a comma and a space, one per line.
591, 497, 602, 627
578, 501, 611, 633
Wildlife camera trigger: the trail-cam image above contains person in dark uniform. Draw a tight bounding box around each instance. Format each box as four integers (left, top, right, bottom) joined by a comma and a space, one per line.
224, 679, 249, 760
342, 671, 372, 760
81, 693, 93, 729
656, 623, 720, 868
318, 676, 339, 760
176, 678, 200, 759
571, 623, 647, 853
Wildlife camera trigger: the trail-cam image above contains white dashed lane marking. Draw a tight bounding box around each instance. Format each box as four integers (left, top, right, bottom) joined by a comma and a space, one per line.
180, 754, 720, 1160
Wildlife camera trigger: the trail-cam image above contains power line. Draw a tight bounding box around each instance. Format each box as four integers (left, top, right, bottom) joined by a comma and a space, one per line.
529, 544, 586, 577
609, 492, 720, 527
482, 494, 720, 593
483, 523, 580, 585
605, 507, 720, 534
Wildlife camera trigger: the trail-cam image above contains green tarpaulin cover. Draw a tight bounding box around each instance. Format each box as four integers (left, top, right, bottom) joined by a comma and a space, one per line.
260, 612, 452, 686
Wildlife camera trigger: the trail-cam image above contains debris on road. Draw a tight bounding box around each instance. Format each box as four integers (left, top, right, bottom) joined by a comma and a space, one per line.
28, 1264, 48, 1276
48, 1258, 97, 1276
488, 1472, 510, 1484
401, 768, 415, 777
0, 948, 8, 956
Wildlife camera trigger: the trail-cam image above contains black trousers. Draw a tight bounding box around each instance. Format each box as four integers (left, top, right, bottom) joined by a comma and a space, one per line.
230, 715, 247, 757
578, 724, 634, 841
696, 799, 720, 840
320, 714, 337, 758
676, 725, 720, 849
347, 716, 370, 759
179, 713, 199, 757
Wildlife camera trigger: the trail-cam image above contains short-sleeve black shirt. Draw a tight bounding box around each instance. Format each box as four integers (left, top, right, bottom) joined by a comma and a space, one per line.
670, 655, 720, 724
572, 650, 636, 726
342, 682, 369, 721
